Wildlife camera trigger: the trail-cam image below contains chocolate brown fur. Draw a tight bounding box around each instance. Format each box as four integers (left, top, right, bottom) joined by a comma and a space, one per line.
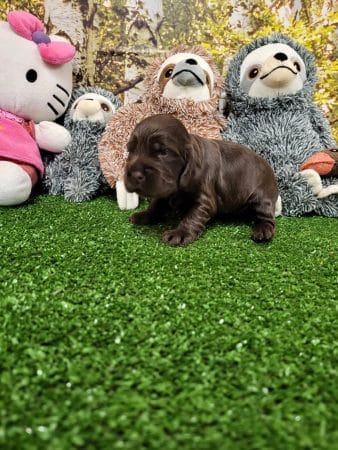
125, 114, 278, 245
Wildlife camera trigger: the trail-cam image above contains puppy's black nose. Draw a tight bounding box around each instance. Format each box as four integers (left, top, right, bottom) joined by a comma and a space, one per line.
185, 58, 198, 65
274, 52, 288, 62
129, 170, 145, 183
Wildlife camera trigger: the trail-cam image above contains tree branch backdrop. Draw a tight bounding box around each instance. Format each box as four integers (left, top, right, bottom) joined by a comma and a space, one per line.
1, 0, 337, 138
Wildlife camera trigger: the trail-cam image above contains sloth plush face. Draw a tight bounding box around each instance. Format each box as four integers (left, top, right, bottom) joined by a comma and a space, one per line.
71, 93, 117, 123
157, 52, 214, 101
240, 43, 306, 98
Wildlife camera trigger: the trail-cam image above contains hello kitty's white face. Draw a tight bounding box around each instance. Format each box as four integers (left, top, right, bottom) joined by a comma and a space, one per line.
0, 22, 73, 122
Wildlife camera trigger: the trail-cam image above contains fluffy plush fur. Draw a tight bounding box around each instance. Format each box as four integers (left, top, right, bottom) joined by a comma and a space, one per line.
98, 45, 225, 209
125, 114, 278, 246
44, 87, 120, 202
222, 33, 338, 217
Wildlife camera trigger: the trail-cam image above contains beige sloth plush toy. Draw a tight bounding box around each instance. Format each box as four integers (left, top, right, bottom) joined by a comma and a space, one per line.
98, 45, 225, 209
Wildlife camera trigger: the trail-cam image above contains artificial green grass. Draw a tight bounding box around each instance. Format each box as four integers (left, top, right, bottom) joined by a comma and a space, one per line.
1, 195, 337, 450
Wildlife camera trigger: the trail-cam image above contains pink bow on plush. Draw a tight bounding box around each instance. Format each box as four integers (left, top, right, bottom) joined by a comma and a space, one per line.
7, 10, 75, 65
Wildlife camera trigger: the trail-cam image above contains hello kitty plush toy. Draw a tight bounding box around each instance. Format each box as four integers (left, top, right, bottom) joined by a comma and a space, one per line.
0, 10, 75, 206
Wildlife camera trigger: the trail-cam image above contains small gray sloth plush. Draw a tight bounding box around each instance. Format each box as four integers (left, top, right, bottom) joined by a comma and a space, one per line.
44, 87, 120, 202
222, 33, 338, 217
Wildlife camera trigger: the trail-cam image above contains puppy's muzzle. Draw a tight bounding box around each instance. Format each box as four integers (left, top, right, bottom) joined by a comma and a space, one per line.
127, 169, 145, 184
125, 159, 154, 194
125, 167, 144, 190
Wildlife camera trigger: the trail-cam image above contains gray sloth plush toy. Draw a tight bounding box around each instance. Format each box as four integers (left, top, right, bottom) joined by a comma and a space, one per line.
44, 87, 120, 202
222, 33, 338, 217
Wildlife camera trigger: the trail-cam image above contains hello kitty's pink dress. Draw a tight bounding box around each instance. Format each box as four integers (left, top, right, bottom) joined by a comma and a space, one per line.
0, 109, 43, 185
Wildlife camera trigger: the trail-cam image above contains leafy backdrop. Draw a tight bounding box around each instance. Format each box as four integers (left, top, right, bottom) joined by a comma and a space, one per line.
1, 0, 337, 138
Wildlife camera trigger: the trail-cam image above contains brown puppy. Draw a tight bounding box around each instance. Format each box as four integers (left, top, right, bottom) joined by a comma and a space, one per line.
124, 114, 278, 246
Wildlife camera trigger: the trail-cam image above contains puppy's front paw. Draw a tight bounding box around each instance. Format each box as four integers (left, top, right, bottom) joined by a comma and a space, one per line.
161, 228, 198, 246
251, 222, 275, 243
129, 210, 153, 225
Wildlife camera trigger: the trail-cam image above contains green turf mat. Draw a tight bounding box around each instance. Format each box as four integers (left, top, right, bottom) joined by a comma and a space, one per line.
1, 195, 337, 450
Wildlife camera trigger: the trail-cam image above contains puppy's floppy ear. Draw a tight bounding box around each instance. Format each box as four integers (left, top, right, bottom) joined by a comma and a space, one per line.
179, 141, 201, 191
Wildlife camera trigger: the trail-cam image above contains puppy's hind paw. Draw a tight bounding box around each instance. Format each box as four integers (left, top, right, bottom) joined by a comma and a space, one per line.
161, 228, 198, 246
251, 222, 275, 243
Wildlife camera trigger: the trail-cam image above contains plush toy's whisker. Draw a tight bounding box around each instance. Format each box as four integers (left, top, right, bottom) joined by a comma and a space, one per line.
53, 94, 65, 107
47, 102, 59, 116
56, 84, 70, 97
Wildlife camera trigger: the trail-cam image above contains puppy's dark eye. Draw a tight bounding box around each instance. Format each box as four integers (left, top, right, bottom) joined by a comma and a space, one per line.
151, 141, 169, 157
249, 68, 259, 79
293, 62, 301, 72
165, 69, 173, 78
158, 148, 169, 157
101, 103, 110, 112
